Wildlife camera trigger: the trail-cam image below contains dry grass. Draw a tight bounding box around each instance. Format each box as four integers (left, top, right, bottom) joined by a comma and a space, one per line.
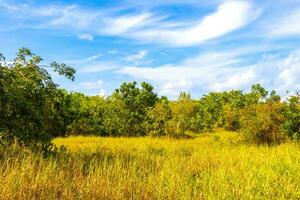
1, 131, 300, 199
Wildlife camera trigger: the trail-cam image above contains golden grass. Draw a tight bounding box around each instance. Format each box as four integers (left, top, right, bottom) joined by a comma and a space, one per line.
1, 131, 300, 199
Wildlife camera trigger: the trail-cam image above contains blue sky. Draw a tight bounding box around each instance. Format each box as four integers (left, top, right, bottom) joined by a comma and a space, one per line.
1, 0, 300, 98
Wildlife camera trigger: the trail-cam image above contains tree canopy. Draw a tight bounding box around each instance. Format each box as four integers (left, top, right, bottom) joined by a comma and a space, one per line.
0, 48, 299, 147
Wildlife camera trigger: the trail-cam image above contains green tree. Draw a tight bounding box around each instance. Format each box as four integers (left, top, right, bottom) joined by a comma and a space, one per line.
111, 81, 158, 136
145, 98, 172, 137
102, 98, 129, 136
166, 94, 198, 136
0, 48, 75, 148
282, 95, 300, 139
245, 84, 268, 104
240, 102, 286, 144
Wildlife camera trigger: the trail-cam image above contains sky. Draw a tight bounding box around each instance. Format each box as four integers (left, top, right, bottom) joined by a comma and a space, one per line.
1, 0, 300, 99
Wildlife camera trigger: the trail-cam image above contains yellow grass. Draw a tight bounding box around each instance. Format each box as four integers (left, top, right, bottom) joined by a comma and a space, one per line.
1, 131, 300, 199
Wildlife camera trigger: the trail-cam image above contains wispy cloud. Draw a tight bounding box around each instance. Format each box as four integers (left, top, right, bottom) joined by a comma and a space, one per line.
79, 79, 107, 97
0, 0, 259, 47
86, 54, 102, 61
78, 62, 120, 73
160, 78, 193, 97
0, 2, 27, 11
102, 13, 154, 35
79, 79, 104, 89
78, 33, 94, 41
2, 0, 300, 98
128, 0, 259, 46
108, 50, 118, 55
117, 50, 247, 97
125, 50, 148, 62
268, 8, 300, 37
118, 47, 300, 97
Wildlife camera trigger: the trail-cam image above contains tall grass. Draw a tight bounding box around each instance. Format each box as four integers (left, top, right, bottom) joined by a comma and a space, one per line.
1, 131, 300, 199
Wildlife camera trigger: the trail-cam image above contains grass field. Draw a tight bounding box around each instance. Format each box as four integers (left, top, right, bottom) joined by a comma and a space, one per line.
1, 131, 300, 199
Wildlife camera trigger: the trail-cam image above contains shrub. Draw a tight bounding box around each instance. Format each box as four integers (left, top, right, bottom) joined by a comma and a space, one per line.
145, 100, 172, 137
239, 103, 286, 144
0, 48, 75, 149
223, 105, 241, 131
282, 96, 300, 139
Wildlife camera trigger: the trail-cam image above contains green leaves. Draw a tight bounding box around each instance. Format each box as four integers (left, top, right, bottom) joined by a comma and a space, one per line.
0, 48, 75, 149
282, 96, 300, 139
111, 81, 158, 136
50, 61, 76, 81
1, 48, 300, 147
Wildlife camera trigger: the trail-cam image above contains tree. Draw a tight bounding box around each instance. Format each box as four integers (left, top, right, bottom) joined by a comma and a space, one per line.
65, 92, 90, 135
246, 84, 268, 104
111, 81, 158, 136
282, 95, 300, 139
267, 90, 281, 103
166, 94, 198, 136
0, 48, 75, 148
102, 98, 129, 136
145, 99, 172, 137
239, 102, 286, 144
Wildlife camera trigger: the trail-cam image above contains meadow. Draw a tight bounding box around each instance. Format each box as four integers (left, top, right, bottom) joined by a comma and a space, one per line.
0, 131, 300, 200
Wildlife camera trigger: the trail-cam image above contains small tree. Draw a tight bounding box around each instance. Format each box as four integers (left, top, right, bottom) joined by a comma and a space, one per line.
112, 81, 158, 136
223, 105, 241, 131
239, 103, 286, 144
282, 96, 300, 139
166, 94, 198, 137
0, 48, 75, 149
145, 99, 172, 137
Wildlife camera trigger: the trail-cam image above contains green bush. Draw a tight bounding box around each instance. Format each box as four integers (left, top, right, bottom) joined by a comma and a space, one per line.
239, 103, 286, 144
0, 48, 75, 148
223, 105, 241, 131
282, 96, 300, 139
145, 100, 172, 137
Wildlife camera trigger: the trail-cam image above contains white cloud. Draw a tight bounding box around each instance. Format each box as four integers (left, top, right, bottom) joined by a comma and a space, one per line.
277, 53, 300, 91
108, 50, 118, 55
99, 89, 106, 97
47, 5, 101, 30
0, 2, 27, 11
123, 0, 221, 8
159, 78, 193, 97
118, 48, 300, 96
117, 50, 247, 98
118, 49, 248, 83
209, 69, 256, 91
1, 0, 258, 47
268, 8, 300, 37
80, 79, 104, 89
78, 34, 94, 41
103, 13, 154, 35
125, 50, 148, 62
78, 62, 120, 73
209, 51, 300, 94
86, 54, 102, 61
128, 0, 258, 46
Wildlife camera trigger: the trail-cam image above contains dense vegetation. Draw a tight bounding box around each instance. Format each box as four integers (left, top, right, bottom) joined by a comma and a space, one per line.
0, 48, 299, 149
1, 48, 300, 199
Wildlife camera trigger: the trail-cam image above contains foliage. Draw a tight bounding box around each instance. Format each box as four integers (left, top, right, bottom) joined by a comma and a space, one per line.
282, 95, 300, 139
1, 48, 300, 145
239, 103, 286, 144
166, 94, 198, 137
112, 81, 158, 136
0, 48, 75, 148
145, 99, 172, 137
102, 98, 129, 136
223, 104, 241, 131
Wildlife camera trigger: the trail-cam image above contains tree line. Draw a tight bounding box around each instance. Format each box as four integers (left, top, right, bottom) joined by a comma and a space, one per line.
0, 48, 299, 149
